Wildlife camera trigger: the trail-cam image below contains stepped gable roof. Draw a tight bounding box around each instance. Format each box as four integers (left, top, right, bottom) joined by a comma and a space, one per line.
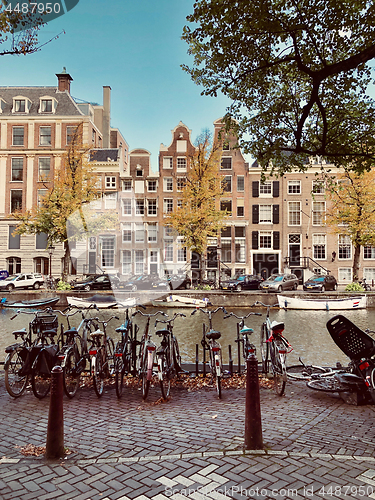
0, 87, 82, 116
90, 149, 119, 162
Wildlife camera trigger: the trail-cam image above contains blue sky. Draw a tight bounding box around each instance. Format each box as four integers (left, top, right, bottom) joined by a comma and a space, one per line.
1, 0, 231, 171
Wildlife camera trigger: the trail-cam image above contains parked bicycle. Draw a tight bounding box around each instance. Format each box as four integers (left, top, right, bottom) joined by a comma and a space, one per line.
191, 306, 228, 398
89, 316, 117, 397
223, 311, 262, 369
286, 357, 337, 380
253, 301, 292, 396
5, 308, 62, 399
154, 313, 185, 400
132, 309, 167, 400
114, 304, 144, 399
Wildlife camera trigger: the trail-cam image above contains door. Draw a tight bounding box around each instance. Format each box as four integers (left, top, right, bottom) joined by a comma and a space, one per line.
289, 234, 301, 266
89, 252, 96, 273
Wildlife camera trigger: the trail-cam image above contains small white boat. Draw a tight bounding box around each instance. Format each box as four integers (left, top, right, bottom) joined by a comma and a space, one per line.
278, 294, 367, 310
151, 295, 210, 308
67, 294, 136, 309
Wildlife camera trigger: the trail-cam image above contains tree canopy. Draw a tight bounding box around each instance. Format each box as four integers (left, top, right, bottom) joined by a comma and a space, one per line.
325, 169, 375, 280
183, 0, 375, 175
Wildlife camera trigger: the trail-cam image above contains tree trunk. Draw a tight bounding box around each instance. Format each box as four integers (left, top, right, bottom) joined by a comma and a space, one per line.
63, 241, 71, 282
352, 244, 361, 282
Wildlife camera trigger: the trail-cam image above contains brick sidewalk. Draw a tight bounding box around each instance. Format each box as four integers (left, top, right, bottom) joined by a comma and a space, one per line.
1, 373, 375, 499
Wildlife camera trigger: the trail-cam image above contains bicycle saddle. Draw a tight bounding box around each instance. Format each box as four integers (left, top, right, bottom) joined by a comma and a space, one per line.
206, 329, 221, 340
155, 329, 169, 337
270, 321, 284, 331
240, 326, 253, 334
90, 330, 104, 338
13, 328, 27, 337
64, 327, 77, 336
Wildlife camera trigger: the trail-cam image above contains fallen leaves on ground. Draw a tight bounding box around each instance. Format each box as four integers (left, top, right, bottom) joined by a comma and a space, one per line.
16, 444, 46, 456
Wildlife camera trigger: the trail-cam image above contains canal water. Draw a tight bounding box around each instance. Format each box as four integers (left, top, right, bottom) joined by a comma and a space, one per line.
1, 305, 375, 368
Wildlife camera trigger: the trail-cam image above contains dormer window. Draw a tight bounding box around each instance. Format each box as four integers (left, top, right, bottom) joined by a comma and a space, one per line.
39, 97, 57, 114
0, 98, 6, 113
12, 96, 30, 114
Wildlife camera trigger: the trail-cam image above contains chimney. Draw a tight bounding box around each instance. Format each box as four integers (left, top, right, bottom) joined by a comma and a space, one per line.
56, 67, 73, 93
103, 86, 111, 149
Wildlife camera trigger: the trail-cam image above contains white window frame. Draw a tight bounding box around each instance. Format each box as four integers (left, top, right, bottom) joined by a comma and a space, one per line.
288, 201, 301, 226
147, 180, 157, 192
312, 180, 325, 194
122, 223, 132, 243
147, 199, 157, 216
288, 180, 301, 194
176, 157, 187, 171
338, 234, 352, 260
148, 223, 158, 242
163, 177, 173, 192
38, 157, 51, 181
163, 157, 173, 169
135, 199, 145, 216
313, 233, 326, 260
237, 176, 245, 192
104, 192, 117, 209
259, 181, 272, 198
364, 246, 375, 259
105, 176, 116, 189
39, 126, 52, 146
122, 179, 132, 191
312, 201, 326, 226
122, 199, 132, 216
338, 268, 352, 283
12, 126, 24, 146
163, 198, 173, 214
122, 250, 132, 275
259, 231, 272, 249
259, 205, 272, 224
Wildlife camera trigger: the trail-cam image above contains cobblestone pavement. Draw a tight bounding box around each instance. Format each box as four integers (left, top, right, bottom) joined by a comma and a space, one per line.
1, 372, 375, 500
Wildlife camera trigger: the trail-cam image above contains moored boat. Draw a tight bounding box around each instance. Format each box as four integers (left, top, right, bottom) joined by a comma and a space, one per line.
278, 294, 367, 310
67, 294, 136, 309
0, 296, 60, 309
152, 295, 210, 307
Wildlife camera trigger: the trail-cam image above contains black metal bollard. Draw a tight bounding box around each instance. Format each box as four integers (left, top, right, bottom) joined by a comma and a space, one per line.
244, 354, 263, 450
228, 345, 233, 376
195, 344, 199, 377
45, 366, 65, 459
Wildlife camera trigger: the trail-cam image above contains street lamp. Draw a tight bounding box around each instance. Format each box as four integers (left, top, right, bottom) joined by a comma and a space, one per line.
48, 245, 55, 280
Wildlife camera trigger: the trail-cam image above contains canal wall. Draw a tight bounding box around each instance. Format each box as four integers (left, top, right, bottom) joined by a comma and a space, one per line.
2, 289, 375, 308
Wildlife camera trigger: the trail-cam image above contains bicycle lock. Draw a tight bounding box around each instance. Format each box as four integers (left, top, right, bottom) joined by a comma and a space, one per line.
45, 366, 65, 459
244, 353, 263, 450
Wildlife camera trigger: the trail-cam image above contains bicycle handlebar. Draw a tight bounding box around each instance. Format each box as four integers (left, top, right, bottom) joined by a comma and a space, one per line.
132, 310, 168, 318
154, 312, 186, 326
191, 306, 228, 316
223, 311, 262, 320
92, 315, 119, 326
252, 301, 279, 309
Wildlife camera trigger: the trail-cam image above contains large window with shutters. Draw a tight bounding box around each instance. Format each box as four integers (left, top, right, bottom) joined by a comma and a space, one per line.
252, 180, 279, 198
252, 204, 279, 224
252, 230, 280, 250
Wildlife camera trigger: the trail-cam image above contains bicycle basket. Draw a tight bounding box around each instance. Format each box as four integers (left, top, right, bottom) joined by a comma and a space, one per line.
31, 314, 58, 335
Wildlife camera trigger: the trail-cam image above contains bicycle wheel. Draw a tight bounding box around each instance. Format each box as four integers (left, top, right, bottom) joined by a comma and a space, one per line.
92, 352, 104, 398
63, 347, 80, 399
172, 337, 182, 375
260, 323, 269, 374
286, 364, 329, 381
158, 354, 171, 400
114, 348, 125, 399
271, 345, 287, 396
216, 375, 222, 399
4, 348, 28, 398
141, 352, 151, 401
307, 375, 349, 392
31, 361, 51, 399
105, 337, 115, 377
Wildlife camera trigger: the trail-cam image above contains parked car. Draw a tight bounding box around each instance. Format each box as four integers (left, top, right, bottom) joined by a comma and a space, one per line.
0, 270, 9, 280
168, 274, 192, 290
120, 274, 170, 292
220, 274, 263, 292
259, 273, 299, 292
303, 274, 337, 292
71, 273, 120, 292
0, 273, 45, 292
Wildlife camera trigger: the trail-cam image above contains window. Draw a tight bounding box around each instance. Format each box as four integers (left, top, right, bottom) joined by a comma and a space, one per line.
122, 223, 132, 243
105, 176, 116, 189
259, 231, 272, 249
364, 246, 375, 259
313, 234, 326, 259
259, 182, 272, 196
363, 268, 375, 282
34, 257, 49, 274
135, 223, 145, 243
135, 250, 144, 274
220, 200, 232, 214
123, 180, 132, 191
104, 193, 117, 209
135, 199, 145, 215
221, 157, 232, 169
12, 126, 24, 146
101, 236, 115, 267
136, 169, 143, 177
237, 176, 244, 192
37, 189, 48, 207
164, 241, 173, 262
148, 223, 157, 242
38, 158, 51, 181
147, 180, 157, 191
41, 99, 53, 112
338, 268, 352, 282
312, 180, 325, 194
178, 246, 187, 262
164, 226, 173, 237
177, 177, 186, 191
338, 234, 351, 259
39, 126, 51, 146
221, 240, 231, 263
122, 250, 131, 275
288, 202, 301, 225
177, 157, 187, 170
66, 126, 76, 144
147, 199, 157, 216
122, 199, 132, 216
14, 99, 25, 112
8, 226, 20, 249
35, 232, 48, 250
235, 227, 246, 263
164, 177, 173, 192
10, 190, 22, 212
92, 129, 96, 144
312, 201, 325, 225
223, 176, 232, 192
288, 180, 301, 194
7, 257, 21, 274
11, 158, 23, 181
163, 157, 173, 169
259, 205, 272, 223
164, 199, 173, 213
237, 199, 244, 217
